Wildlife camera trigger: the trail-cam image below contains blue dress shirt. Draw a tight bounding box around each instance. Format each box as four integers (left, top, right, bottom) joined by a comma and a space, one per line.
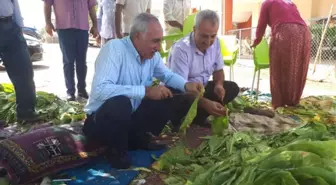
0, 0, 24, 27
85, 36, 187, 114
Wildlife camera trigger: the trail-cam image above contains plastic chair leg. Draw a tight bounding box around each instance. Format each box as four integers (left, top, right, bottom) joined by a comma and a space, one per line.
231, 65, 234, 81
251, 70, 256, 97
256, 69, 261, 101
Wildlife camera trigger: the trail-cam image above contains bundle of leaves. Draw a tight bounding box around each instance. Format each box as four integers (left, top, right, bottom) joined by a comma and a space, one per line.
0, 83, 86, 125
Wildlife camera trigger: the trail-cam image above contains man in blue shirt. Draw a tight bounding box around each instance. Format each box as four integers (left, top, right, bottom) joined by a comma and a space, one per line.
83, 13, 203, 169
0, 0, 39, 122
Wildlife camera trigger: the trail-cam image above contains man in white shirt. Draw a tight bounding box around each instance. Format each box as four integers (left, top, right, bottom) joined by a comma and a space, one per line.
163, 0, 191, 34
97, 0, 116, 46
115, 0, 151, 38
163, 0, 191, 49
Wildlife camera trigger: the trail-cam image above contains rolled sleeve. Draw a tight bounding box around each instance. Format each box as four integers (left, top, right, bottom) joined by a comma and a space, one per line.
167, 46, 189, 80
214, 38, 224, 71
163, 0, 175, 21
153, 54, 186, 92
88, 0, 97, 8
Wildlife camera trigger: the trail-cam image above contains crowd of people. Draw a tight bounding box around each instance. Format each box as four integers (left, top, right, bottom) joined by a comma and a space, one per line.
0, 0, 311, 169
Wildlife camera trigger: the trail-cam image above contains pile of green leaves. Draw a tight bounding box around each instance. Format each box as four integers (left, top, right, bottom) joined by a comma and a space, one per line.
0, 83, 86, 125
153, 122, 336, 185
277, 96, 336, 124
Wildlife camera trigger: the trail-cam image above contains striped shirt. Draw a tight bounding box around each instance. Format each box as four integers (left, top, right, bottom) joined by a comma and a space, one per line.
85, 36, 187, 114
44, 0, 97, 30
0, 0, 24, 27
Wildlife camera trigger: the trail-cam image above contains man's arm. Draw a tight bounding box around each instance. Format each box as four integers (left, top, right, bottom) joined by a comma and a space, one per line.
43, 0, 52, 25
90, 43, 146, 101
153, 53, 187, 92
115, 0, 125, 38
146, 0, 151, 13
12, 0, 24, 27
163, 0, 183, 30
88, 0, 98, 29
213, 38, 225, 86
212, 38, 225, 86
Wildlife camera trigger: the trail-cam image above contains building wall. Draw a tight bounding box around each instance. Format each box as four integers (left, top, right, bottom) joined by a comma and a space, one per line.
311, 0, 336, 18
233, 1, 261, 27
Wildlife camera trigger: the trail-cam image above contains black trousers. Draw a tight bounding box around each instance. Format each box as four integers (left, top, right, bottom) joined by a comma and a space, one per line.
0, 19, 36, 117
192, 81, 240, 125
82, 93, 191, 152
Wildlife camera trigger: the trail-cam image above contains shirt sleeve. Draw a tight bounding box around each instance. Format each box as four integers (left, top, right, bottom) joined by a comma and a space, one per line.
163, 0, 175, 21
153, 53, 187, 92
89, 42, 146, 102
13, 0, 24, 27
116, 0, 126, 5
214, 38, 224, 71
254, 1, 270, 46
88, 0, 97, 8
167, 45, 189, 81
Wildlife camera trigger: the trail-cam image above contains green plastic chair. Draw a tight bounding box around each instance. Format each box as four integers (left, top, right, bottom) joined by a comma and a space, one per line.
251, 38, 270, 100
219, 35, 239, 81
160, 14, 197, 59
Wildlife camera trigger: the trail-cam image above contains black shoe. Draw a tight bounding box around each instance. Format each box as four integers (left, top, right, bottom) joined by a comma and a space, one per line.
17, 111, 41, 123
67, 94, 76, 101
0, 167, 7, 177
78, 91, 89, 99
106, 150, 131, 169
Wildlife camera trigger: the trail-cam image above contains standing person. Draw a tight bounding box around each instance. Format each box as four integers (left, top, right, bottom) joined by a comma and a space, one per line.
0, 0, 39, 122
43, 0, 99, 101
115, 0, 151, 38
163, 0, 191, 49
98, 0, 116, 46
251, 0, 311, 109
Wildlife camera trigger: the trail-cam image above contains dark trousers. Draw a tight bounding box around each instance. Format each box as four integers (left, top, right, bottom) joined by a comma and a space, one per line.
83, 93, 191, 152
57, 29, 89, 95
0, 20, 36, 117
193, 81, 240, 125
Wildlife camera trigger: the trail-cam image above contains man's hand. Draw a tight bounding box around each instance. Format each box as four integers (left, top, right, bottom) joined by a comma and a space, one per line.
90, 26, 99, 38
214, 84, 225, 102
145, 85, 173, 100
203, 99, 227, 117
116, 32, 123, 39
184, 82, 204, 96
45, 22, 55, 37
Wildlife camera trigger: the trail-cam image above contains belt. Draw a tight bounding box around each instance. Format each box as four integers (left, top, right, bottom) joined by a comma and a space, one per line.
0, 16, 12, 22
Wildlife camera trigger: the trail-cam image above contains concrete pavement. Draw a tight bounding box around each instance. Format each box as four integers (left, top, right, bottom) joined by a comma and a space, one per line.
0, 43, 335, 100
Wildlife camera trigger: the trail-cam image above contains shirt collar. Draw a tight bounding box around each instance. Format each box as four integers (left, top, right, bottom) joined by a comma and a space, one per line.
125, 36, 142, 63
190, 32, 206, 55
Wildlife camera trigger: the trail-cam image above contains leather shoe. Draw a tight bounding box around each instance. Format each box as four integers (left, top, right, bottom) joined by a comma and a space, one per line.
78, 91, 89, 99
17, 111, 42, 123
106, 150, 131, 169
67, 94, 76, 101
